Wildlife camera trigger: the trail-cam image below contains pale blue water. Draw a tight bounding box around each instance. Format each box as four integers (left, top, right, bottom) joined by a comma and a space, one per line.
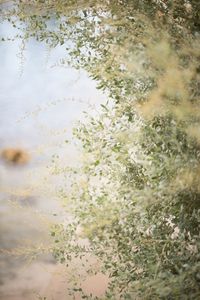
0, 21, 106, 300
0, 21, 104, 150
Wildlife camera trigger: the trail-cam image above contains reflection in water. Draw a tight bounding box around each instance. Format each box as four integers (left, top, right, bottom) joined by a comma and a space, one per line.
0, 21, 106, 299
1, 148, 30, 165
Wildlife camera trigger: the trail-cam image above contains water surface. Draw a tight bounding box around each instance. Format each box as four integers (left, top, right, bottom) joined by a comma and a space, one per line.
0, 21, 106, 299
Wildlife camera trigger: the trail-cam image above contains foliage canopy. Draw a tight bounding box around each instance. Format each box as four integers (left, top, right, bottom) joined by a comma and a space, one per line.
1, 0, 200, 299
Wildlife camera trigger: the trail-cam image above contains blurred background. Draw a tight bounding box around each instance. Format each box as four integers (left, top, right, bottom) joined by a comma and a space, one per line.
0, 20, 105, 300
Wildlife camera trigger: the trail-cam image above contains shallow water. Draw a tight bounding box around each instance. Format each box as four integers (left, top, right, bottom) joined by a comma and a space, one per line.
0, 21, 107, 299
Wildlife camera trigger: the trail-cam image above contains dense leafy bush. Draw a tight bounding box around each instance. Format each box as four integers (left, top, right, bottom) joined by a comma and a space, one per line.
2, 1, 200, 298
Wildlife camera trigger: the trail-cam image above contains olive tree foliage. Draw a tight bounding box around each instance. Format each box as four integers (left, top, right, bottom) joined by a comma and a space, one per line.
1, 0, 200, 299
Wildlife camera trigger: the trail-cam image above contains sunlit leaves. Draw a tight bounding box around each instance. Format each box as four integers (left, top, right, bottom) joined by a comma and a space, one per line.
2, 0, 200, 299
